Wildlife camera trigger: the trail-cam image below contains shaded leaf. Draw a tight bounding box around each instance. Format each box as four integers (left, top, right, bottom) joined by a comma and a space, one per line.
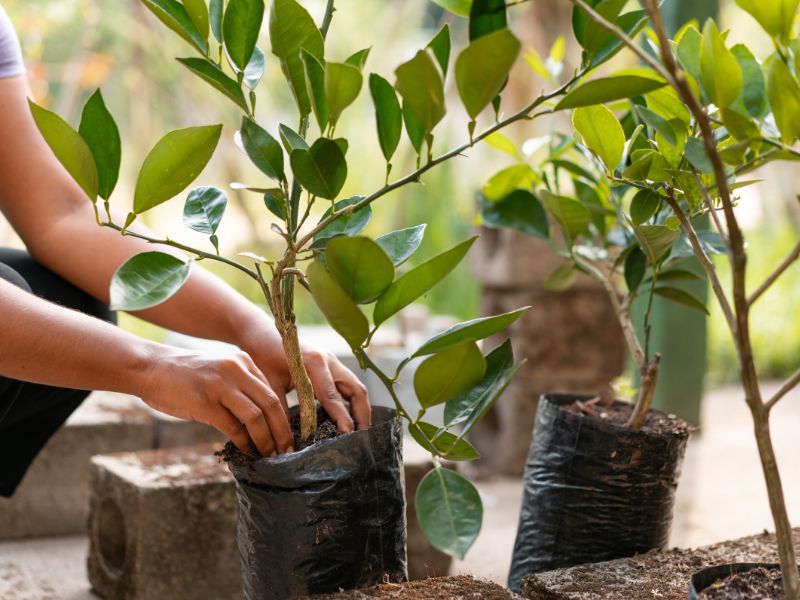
177, 57, 249, 111
414, 308, 528, 357
428, 24, 451, 77
414, 341, 486, 408
409, 422, 480, 461
630, 189, 661, 224
263, 188, 287, 220
479, 189, 549, 239
654, 285, 710, 314
326, 62, 363, 125
290, 138, 347, 199
240, 117, 284, 181
403, 101, 426, 153
79, 90, 121, 200
142, 0, 207, 54
209, 0, 224, 42
624, 246, 646, 291
540, 190, 591, 243
395, 50, 445, 133
556, 71, 666, 110
633, 223, 680, 264
223, 0, 264, 71
369, 73, 402, 163
313, 196, 371, 246
278, 123, 309, 152
307, 260, 370, 348
301, 49, 329, 131
543, 263, 576, 291
325, 236, 394, 303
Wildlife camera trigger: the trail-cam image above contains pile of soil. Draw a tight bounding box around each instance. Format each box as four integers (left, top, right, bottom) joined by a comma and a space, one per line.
561, 398, 691, 437
295, 575, 524, 599
699, 566, 783, 599
216, 406, 343, 465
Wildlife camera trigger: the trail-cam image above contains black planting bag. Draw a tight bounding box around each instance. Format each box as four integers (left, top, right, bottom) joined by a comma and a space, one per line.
228, 406, 407, 600
508, 394, 689, 591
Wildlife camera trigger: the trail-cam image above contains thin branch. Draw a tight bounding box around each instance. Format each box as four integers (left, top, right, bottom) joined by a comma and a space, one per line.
748, 240, 800, 306
766, 367, 800, 412
691, 170, 729, 250
320, 0, 336, 37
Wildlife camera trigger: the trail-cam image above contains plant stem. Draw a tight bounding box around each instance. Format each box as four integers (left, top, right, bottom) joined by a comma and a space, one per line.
354, 348, 412, 421
765, 367, 800, 412
627, 354, 660, 429
748, 240, 800, 307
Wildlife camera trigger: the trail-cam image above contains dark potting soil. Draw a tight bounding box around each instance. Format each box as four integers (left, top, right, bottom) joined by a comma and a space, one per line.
215, 405, 343, 465
295, 575, 525, 599
699, 566, 783, 599
560, 397, 691, 437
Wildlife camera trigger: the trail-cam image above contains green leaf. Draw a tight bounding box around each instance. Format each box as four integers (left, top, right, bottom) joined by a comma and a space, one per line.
110, 251, 191, 311
731, 44, 766, 118
633, 223, 680, 265
181, 0, 210, 41
176, 57, 249, 111
645, 86, 691, 125
556, 71, 666, 110
543, 263, 576, 291
375, 224, 426, 266
402, 101, 426, 153
721, 107, 759, 141
483, 131, 519, 158
415, 341, 486, 408
269, 0, 324, 117
278, 123, 309, 152
648, 268, 703, 283
572, 105, 624, 171
416, 467, 483, 559
582, 0, 626, 55
414, 308, 528, 357
444, 339, 520, 433
588, 9, 648, 68
300, 49, 329, 131
395, 50, 445, 133
654, 286, 709, 314
479, 190, 549, 239
244, 46, 266, 89
263, 188, 287, 220
325, 236, 394, 304
183, 185, 227, 234
540, 190, 591, 243
766, 58, 800, 144
684, 137, 714, 173
325, 62, 363, 126
635, 105, 677, 146
307, 261, 370, 348
209, 0, 224, 42
369, 74, 402, 163
408, 422, 480, 461
630, 189, 661, 224
29, 101, 98, 202
455, 29, 520, 120
141, 0, 207, 54
223, 0, 264, 71
374, 237, 476, 325
482, 164, 538, 201
700, 20, 742, 108
624, 246, 646, 291
431, 0, 472, 17
289, 138, 347, 199
735, 0, 800, 43
469, 0, 506, 40
345, 47, 371, 70
312, 196, 371, 246
427, 24, 451, 77
133, 124, 222, 214
78, 90, 121, 201
240, 117, 284, 181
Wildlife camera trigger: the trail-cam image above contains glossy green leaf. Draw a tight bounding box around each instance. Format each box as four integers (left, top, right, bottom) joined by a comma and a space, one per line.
142, 0, 207, 54
263, 188, 287, 220
543, 263, 577, 291
582, 0, 626, 55
78, 90, 121, 201
766, 58, 800, 144
110, 251, 191, 311
572, 105, 624, 171
414, 307, 527, 357
735, 0, 800, 43
676, 25, 703, 88
700, 20, 742, 108
29, 101, 98, 202
269, 0, 324, 117
402, 101, 425, 153
183, 185, 226, 234
469, 0, 506, 40
648, 268, 703, 283
223, 0, 264, 71
244, 46, 266, 89
588, 9, 648, 68
325, 236, 394, 304
313, 196, 371, 246
375, 224, 426, 266
654, 286, 709, 314
301, 49, 329, 131
684, 137, 714, 173
431, 0, 472, 17
556, 71, 666, 110
374, 237, 476, 325
290, 138, 347, 199
325, 62, 363, 125
416, 467, 482, 559
635, 105, 677, 145
369, 73, 402, 163
133, 124, 222, 214
395, 50, 445, 133
721, 107, 759, 141
540, 190, 591, 243
239, 117, 284, 181
278, 123, 308, 152
645, 86, 691, 125
482, 164, 538, 201
630, 189, 661, 225
415, 341, 486, 408
182, 0, 209, 41
455, 28, 520, 120
633, 224, 680, 265
408, 422, 480, 461
731, 44, 766, 118
624, 246, 646, 291
209, 0, 224, 42
307, 261, 369, 348
427, 24, 451, 77
345, 47, 371, 70
479, 189, 549, 239
443, 339, 520, 433
176, 57, 249, 111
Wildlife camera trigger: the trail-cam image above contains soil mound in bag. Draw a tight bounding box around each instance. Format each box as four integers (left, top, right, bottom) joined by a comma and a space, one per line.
226, 406, 407, 600
508, 393, 689, 591
688, 563, 782, 599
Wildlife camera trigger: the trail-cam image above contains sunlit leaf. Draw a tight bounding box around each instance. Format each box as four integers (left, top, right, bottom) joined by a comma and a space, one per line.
110, 252, 191, 311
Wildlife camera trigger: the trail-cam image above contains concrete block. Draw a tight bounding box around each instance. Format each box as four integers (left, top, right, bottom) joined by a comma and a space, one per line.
0, 392, 155, 540
87, 446, 239, 600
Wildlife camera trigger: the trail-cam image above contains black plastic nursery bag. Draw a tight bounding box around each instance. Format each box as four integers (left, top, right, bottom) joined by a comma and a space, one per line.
508, 394, 689, 591
227, 406, 407, 600
688, 563, 780, 599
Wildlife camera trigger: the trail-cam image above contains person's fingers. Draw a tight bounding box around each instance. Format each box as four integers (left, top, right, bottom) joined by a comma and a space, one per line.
220, 391, 275, 456
243, 357, 291, 415
208, 406, 251, 454
306, 354, 355, 433
330, 359, 371, 431
240, 372, 294, 454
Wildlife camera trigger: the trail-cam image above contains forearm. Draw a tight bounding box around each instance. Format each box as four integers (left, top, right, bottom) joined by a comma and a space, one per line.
0, 278, 158, 394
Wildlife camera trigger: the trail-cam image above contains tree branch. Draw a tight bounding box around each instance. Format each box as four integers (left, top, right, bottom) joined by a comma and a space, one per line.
748, 240, 800, 307
766, 367, 800, 412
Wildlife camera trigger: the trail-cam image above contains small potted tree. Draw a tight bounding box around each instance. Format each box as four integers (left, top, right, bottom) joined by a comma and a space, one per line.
29, 0, 592, 596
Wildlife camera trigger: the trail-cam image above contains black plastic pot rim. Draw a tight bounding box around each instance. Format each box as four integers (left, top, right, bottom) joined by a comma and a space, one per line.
687, 562, 782, 599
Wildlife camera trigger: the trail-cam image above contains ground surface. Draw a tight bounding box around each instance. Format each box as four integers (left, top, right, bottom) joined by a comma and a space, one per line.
296, 575, 525, 599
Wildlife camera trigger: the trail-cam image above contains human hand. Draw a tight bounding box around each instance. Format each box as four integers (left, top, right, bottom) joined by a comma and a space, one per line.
139, 346, 294, 456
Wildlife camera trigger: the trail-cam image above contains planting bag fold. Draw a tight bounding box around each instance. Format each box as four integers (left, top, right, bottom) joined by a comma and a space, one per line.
688, 563, 780, 599
508, 394, 688, 591
228, 406, 407, 600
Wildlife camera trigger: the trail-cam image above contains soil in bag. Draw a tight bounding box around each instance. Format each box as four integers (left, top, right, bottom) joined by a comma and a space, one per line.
508, 393, 690, 592
220, 405, 407, 600
689, 563, 788, 599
